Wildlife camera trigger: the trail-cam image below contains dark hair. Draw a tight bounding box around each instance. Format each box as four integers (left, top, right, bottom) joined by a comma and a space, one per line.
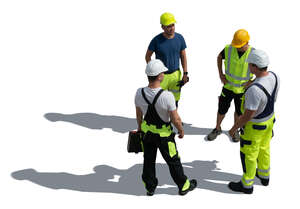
147, 75, 159, 82
252, 64, 268, 71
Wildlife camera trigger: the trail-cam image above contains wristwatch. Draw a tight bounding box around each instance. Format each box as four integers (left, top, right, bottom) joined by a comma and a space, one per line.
183, 72, 188, 75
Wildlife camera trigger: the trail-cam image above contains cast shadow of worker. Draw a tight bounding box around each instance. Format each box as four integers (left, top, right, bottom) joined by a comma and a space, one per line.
11, 160, 259, 196
44, 113, 213, 135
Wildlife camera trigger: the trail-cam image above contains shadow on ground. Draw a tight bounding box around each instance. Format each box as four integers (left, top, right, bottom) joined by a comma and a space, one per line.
11, 160, 259, 196
44, 113, 213, 135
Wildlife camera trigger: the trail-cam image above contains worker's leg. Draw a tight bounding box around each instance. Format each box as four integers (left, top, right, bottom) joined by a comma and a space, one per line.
216, 87, 234, 129
257, 118, 274, 180
142, 132, 159, 193
240, 123, 263, 189
168, 70, 182, 107
216, 113, 226, 131
207, 88, 234, 141
160, 73, 170, 91
158, 133, 189, 191
233, 92, 243, 123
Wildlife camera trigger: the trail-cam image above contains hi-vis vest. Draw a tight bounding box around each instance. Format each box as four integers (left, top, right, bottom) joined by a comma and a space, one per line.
224, 45, 253, 94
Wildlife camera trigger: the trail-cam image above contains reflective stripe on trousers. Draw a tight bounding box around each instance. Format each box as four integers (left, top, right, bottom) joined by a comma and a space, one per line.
239, 115, 275, 187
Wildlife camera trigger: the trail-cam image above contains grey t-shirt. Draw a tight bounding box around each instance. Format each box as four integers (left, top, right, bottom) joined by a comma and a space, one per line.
135, 87, 176, 123
245, 72, 280, 122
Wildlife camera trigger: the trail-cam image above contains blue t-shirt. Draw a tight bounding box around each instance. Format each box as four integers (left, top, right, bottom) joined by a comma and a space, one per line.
148, 32, 186, 73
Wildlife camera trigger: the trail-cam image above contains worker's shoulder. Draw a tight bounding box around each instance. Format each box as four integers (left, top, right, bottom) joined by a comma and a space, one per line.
135, 87, 145, 97
174, 32, 185, 39
159, 90, 175, 102
152, 33, 164, 40
246, 83, 266, 100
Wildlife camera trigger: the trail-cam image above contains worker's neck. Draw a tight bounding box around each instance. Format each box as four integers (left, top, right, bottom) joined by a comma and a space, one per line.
256, 71, 269, 78
163, 32, 175, 39
148, 81, 161, 89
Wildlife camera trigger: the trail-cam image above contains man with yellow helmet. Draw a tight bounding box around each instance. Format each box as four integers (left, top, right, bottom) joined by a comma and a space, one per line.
207, 29, 254, 142
145, 12, 189, 108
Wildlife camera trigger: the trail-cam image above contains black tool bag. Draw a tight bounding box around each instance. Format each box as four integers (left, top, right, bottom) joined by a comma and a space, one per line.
127, 131, 144, 153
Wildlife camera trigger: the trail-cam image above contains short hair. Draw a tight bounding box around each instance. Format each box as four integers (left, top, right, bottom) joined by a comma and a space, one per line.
252, 63, 268, 72
147, 75, 159, 82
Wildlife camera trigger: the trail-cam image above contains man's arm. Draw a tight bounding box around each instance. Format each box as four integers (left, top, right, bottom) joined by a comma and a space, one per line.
180, 49, 188, 84
145, 50, 153, 63
229, 109, 256, 137
136, 107, 143, 131
217, 52, 227, 84
169, 110, 184, 138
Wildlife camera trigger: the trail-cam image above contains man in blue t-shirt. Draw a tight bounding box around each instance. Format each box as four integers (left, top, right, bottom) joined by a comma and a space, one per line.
145, 12, 189, 107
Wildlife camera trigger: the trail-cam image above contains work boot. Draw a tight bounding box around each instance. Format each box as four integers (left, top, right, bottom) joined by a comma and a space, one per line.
228, 181, 253, 194
232, 130, 240, 142
256, 170, 269, 186
207, 128, 222, 141
179, 179, 197, 195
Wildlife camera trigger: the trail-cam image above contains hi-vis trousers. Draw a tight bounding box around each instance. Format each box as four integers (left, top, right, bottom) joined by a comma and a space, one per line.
239, 115, 275, 188
160, 70, 181, 102
141, 131, 190, 193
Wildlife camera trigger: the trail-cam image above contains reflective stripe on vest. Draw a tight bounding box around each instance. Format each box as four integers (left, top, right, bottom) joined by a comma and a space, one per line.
226, 46, 251, 81
224, 45, 253, 92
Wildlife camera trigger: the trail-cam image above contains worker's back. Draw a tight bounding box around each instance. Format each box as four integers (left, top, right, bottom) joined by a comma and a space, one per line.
135, 87, 176, 123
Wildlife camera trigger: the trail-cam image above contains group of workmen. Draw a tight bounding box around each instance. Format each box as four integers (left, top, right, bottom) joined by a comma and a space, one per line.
134, 12, 280, 196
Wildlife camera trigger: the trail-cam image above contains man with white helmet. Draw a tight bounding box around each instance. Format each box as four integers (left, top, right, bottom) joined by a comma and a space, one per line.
228, 49, 280, 194
145, 12, 189, 108
207, 29, 254, 142
135, 59, 197, 196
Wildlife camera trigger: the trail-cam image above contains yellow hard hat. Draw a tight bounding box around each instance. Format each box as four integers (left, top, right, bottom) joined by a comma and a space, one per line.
160, 12, 176, 26
231, 29, 250, 48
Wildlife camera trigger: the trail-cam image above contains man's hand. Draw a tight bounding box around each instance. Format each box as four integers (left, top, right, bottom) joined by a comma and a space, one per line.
243, 80, 253, 89
219, 73, 227, 84
183, 74, 189, 84
178, 130, 184, 138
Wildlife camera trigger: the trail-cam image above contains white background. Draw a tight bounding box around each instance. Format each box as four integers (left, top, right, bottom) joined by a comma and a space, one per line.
1, 0, 299, 208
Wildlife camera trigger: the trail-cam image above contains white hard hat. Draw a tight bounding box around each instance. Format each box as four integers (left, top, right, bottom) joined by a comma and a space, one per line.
247, 49, 270, 68
145, 59, 168, 76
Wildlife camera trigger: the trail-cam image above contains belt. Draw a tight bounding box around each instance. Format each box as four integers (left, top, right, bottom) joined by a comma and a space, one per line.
165, 69, 180, 74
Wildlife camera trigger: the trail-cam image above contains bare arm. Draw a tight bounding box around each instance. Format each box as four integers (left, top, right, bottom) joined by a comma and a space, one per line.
180, 49, 189, 84
136, 107, 143, 131
217, 52, 227, 84
180, 49, 187, 73
145, 50, 154, 63
229, 109, 257, 137
169, 110, 184, 138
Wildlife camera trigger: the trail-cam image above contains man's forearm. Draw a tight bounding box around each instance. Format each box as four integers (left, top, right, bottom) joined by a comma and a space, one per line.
217, 54, 223, 76
231, 110, 256, 132
171, 114, 183, 133
181, 56, 187, 73
180, 50, 187, 73
136, 107, 143, 131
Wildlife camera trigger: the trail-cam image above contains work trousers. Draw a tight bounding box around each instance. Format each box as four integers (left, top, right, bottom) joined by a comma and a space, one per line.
239, 115, 275, 188
142, 131, 189, 192
160, 70, 182, 102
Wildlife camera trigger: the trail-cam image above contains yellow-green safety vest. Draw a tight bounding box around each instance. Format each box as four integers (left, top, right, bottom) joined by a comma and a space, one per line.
224, 45, 253, 94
